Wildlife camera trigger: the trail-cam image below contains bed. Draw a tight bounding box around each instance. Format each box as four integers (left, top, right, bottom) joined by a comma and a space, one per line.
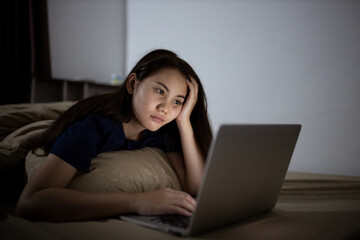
1, 102, 359, 239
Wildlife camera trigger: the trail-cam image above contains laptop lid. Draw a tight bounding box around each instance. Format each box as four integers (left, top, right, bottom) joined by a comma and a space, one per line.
188, 124, 301, 235
121, 124, 301, 236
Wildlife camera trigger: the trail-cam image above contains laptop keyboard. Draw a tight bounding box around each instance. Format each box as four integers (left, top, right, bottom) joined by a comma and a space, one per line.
151, 215, 191, 228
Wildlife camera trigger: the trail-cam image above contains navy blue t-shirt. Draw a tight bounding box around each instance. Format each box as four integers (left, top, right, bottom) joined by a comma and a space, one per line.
50, 115, 168, 172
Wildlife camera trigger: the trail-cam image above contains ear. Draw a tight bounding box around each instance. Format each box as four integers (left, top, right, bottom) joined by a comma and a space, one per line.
126, 73, 138, 94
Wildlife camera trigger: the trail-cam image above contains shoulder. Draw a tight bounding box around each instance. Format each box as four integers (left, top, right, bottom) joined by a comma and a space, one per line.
73, 114, 118, 130
80, 114, 113, 125
50, 115, 123, 171
60, 114, 122, 142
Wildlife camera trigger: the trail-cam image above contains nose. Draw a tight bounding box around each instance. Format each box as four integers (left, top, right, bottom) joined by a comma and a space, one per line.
157, 102, 169, 114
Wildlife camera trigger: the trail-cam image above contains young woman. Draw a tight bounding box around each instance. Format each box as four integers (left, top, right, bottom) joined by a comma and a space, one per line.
16, 49, 213, 222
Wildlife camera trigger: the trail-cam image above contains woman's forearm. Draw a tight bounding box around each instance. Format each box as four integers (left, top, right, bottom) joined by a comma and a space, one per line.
177, 120, 205, 195
16, 187, 196, 222
16, 187, 136, 222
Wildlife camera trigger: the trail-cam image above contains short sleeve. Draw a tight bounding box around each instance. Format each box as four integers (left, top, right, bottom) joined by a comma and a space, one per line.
50, 115, 105, 171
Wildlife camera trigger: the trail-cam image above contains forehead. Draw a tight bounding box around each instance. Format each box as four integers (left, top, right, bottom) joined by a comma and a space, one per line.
145, 68, 187, 92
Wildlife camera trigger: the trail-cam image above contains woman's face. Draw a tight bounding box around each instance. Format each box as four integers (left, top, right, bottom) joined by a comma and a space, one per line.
130, 68, 188, 132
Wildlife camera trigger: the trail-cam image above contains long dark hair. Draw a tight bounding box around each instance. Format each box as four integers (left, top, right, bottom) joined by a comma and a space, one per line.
37, 49, 213, 158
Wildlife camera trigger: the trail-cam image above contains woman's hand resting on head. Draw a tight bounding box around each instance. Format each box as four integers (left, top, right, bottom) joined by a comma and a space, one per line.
133, 188, 196, 217
176, 76, 198, 125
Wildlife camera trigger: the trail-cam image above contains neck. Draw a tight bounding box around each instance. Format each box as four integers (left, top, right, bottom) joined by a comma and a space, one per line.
122, 119, 145, 141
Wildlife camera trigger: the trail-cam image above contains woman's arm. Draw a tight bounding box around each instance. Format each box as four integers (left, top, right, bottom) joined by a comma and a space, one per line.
166, 127, 205, 196
170, 77, 205, 196
16, 154, 196, 222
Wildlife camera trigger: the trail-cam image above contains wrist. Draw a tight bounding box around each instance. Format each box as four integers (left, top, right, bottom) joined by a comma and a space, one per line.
176, 118, 191, 129
130, 192, 150, 215
115, 192, 139, 214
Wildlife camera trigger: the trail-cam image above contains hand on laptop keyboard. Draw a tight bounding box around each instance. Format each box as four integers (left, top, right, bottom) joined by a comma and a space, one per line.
135, 188, 196, 217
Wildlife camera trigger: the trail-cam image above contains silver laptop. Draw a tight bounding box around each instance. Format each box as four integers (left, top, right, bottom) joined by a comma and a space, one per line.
120, 124, 301, 236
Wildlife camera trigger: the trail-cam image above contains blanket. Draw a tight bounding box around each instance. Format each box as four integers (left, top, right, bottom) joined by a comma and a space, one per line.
0, 101, 75, 201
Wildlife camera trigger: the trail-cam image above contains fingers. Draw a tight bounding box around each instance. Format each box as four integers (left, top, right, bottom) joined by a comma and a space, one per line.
180, 191, 196, 214
137, 188, 196, 217
176, 76, 198, 123
165, 189, 196, 216
187, 76, 198, 103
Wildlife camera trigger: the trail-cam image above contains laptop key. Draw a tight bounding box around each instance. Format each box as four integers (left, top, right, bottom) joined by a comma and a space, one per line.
151, 215, 190, 228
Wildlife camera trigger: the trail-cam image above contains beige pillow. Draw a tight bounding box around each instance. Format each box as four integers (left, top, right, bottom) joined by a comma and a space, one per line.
26, 147, 182, 193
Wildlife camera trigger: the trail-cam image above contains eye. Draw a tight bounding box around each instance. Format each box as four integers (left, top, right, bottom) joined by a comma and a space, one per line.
154, 88, 165, 96
173, 99, 183, 105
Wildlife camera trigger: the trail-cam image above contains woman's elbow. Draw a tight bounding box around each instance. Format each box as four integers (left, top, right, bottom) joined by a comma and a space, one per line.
15, 199, 30, 218
15, 193, 38, 220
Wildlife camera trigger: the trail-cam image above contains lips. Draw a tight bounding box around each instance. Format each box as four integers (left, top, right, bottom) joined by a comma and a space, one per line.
150, 115, 164, 124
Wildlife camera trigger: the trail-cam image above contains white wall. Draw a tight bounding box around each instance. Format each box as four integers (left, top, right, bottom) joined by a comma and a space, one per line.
48, 0, 126, 83
127, 0, 360, 176
47, 0, 360, 176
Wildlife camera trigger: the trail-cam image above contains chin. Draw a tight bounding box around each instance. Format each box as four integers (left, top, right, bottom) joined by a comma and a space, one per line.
146, 121, 169, 132
145, 123, 162, 132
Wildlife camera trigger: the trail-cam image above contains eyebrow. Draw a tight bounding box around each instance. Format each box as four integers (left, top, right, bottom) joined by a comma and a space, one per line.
155, 81, 185, 99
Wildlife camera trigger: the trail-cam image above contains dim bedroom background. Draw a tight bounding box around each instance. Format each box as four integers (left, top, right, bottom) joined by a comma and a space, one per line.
1, 0, 360, 239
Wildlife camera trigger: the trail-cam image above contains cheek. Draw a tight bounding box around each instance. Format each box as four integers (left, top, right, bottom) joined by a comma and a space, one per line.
170, 107, 182, 119
133, 91, 152, 111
